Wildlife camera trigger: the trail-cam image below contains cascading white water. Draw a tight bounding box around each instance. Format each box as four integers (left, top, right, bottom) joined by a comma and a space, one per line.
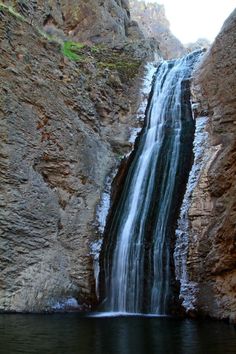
101, 52, 201, 314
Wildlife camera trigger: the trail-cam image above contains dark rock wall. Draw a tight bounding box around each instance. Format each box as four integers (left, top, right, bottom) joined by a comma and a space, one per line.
176, 9, 236, 323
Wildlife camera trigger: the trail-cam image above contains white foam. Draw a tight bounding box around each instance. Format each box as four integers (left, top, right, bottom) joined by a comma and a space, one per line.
51, 297, 80, 311
91, 61, 158, 301
86, 312, 168, 318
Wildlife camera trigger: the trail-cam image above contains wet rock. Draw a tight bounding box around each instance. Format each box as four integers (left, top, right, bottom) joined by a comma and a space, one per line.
176, 9, 236, 323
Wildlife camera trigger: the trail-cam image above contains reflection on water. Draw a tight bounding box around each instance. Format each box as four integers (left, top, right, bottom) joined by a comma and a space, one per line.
0, 314, 235, 354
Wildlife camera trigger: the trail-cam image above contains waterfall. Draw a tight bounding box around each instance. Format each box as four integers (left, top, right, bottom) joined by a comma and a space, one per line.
100, 52, 201, 315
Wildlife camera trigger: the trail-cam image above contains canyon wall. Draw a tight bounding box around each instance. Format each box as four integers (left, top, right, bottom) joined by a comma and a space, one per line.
0, 0, 154, 312
6, 0, 143, 46
1, 0, 235, 320
176, 9, 236, 322
129, 0, 185, 59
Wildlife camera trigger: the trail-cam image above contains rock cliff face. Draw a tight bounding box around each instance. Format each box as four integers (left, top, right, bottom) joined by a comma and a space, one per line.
0, 0, 152, 312
3, 0, 143, 46
185, 38, 211, 53
129, 0, 185, 59
1, 0, 235, 320
175, 9, 236, 322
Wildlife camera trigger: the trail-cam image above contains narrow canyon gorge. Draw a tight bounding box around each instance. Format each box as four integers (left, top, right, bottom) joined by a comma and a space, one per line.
0, 0, 235, 324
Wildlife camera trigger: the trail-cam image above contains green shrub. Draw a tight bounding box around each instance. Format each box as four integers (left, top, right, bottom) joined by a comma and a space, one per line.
61, 41, 85, 61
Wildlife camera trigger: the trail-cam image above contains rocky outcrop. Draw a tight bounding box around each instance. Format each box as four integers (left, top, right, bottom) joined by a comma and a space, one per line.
175, 9, 236, 322
0, 1, 152, 312
185, 38, 211, 53
129, 0, 186, 59
3, 0, 144, 46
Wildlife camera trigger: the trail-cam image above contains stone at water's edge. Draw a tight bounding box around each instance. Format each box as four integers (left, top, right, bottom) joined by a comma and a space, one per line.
176, 9, 236, 323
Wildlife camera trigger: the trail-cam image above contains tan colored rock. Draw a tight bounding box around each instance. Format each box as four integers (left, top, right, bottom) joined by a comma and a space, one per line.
129, 0, 186, 59
0, 2, 150, 312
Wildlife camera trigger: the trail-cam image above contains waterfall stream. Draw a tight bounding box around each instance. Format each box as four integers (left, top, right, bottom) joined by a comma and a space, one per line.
100, 52, 201, 315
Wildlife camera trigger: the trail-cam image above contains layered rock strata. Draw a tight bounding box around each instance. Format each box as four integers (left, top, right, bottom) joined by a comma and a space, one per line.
0, 1, 153, 312
176, 9, 236, 322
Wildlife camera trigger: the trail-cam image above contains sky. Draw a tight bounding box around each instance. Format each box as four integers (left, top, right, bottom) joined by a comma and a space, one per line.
144, 0, 236, 43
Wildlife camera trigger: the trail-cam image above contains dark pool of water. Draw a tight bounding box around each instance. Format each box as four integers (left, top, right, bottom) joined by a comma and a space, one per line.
0, 313, 235, 354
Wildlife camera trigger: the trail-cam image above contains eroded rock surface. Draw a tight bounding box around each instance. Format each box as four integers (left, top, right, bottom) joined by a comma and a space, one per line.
0, 1, 152, 312
176, 9, 236, 322
3, 0, 144, 46
129, 0, 185, 59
